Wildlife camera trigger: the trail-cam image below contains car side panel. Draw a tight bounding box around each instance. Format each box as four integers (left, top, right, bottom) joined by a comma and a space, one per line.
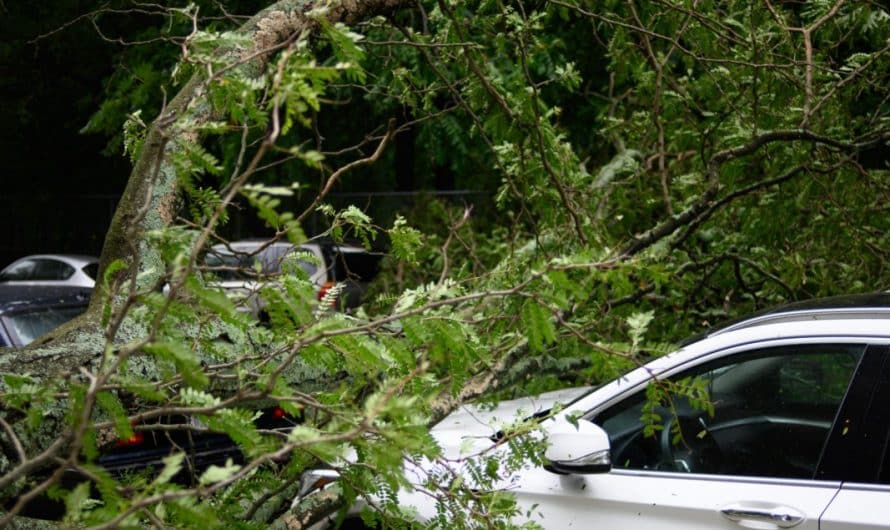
819, 485, 890, 529
504, 467, 837, 529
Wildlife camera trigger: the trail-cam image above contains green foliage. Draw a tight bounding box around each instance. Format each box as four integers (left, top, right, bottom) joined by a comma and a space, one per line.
315, 19, 367, 83
521, 300, 556, 353
143, 341, 209, 388
318, 204, 377, 247
96, 391, 134, 441
122, 110, 147, 163
388, 216, 424, 265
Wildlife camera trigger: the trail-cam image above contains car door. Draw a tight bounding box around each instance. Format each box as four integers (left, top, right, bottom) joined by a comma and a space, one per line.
512, 342, 866, 529
818, 345, 890, 529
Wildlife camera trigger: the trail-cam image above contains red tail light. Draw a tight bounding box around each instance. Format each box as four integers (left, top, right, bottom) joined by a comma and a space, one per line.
116, 432, 145, 447
317, 282, 339, 308
317, 281, 335, 301
272, 405, 302, 419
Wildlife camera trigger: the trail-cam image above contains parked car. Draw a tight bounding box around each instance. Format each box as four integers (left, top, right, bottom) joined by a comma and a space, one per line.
18, 402, 302, 521
0, 284, 91, 347
0, 254, 98, 288
203, 239, 381, 315
303, 292, 890, 529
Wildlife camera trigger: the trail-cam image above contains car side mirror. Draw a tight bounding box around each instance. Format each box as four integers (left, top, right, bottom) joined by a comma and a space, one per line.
544, 417, 611, 475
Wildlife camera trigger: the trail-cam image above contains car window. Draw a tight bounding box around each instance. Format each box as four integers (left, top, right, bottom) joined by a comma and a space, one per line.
594, 344, 864, 479
283, 249, 319, 277
261, 246, 287, 274
34, 259, 75, 280
817, 345, 890, 484
0, 259, 75, 281
328, 249, 381, 282
205, 247, 317, 280
2, 306, 87, 346
0, 260, 35, 281
82, 263, 99, 280
205, 252, 253, 280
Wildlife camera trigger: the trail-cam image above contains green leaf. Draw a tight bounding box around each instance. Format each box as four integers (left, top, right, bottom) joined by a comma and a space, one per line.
154, 452, 186, 486
389, 216, 423, 265
627, 311, 655, 349
198, 458, 241, 485
204, 408, 265, 456
521, 300, 556, 353
101, 258, 128, 326
63, 482, 93, 521
144, 341, 209, 388
96, 391, 134, 440
184, 275, 243, 325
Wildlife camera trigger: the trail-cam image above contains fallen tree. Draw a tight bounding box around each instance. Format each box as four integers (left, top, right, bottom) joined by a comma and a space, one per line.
1, 0, 887, 527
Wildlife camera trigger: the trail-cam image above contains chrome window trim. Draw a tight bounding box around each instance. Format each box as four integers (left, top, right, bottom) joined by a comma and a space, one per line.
709, 416, 831, 432
609, 468, 841, 488
583, 336, 887, 420
712, 309, 890, 337
838, 482, 890, 492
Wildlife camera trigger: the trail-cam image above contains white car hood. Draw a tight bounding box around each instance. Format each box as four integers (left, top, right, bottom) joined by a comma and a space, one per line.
429, 386, 592, 459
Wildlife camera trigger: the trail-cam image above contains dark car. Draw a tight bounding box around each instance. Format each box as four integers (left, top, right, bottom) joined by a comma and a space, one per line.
5, 284, 302, 520
0, 284, 91, 347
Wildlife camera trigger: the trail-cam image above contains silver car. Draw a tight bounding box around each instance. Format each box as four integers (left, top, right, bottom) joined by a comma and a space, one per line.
203, 240, 381, 315
0, 254, 98, 288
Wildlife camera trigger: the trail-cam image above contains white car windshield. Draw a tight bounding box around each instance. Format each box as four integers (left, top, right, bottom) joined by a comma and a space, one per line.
205, 250, 317, 281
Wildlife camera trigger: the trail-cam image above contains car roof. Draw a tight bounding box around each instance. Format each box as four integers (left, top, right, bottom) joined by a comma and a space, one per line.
0, 285, 91, 313
6, 254, 98, 266
565, 293, 890, 418
210, 240, 318, 252
700, 292, 890, 339
676, 292, 890, 347
211, 239, 376, 253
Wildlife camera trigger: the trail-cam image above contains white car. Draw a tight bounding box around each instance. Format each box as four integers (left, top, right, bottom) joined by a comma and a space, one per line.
0, 254, 98, 288
307, 293, 890, 529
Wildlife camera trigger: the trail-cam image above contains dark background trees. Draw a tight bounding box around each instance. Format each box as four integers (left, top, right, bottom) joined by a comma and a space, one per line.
1, 1, 129, 261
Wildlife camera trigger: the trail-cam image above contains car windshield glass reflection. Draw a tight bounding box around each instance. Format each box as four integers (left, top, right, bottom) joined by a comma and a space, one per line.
596, 344, 864, 479
205, 253, 261, 281
205, 251, 317, 281
3, 306, 86, 346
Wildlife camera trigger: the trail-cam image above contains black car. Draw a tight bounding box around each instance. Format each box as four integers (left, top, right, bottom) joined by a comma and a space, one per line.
0, 284, 91, 347
1, 282, 304, 520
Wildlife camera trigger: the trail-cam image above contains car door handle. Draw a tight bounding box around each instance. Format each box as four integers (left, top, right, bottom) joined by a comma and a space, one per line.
720, 503, 804, 528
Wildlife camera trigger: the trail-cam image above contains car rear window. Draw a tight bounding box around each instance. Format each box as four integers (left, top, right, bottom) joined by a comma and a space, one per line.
2, 305, 87, 346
